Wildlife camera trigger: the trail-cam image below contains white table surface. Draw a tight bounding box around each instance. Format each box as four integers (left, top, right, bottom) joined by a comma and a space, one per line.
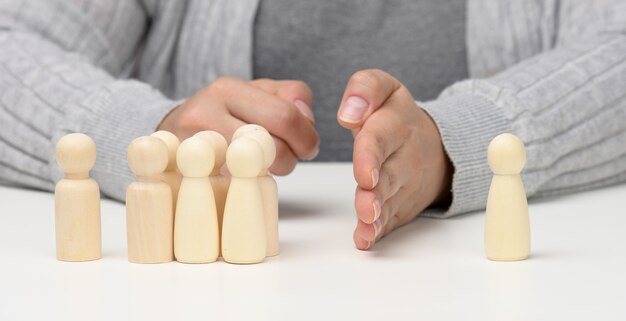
1, 163, 625, 320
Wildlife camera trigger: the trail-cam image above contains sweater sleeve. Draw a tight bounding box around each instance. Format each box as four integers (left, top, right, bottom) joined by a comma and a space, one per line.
0, 0, 178, 201
420, 5, 626, 218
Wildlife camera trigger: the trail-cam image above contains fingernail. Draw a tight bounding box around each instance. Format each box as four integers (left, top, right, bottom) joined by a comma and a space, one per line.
371, 168, 379, 187
372, 198, 381, 222
305, 145, 319, 160
294, 100, 315, 123
373, 218, 383, 239
339, 96, 369, 123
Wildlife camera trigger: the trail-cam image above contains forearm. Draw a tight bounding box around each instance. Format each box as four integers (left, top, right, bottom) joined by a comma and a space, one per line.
0, 30, 177, 200
421, 34, 626, 217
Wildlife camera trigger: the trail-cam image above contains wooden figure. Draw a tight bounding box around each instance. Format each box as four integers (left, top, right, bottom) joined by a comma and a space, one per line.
221, 137, 267, 264
233, 124, 279, 256
193, 131, 230, 239
126, 136, 174, 264
54, 133, 101, 262
485, 133, 530, 261
150, 130, 181, 209
174, 136, 219, 263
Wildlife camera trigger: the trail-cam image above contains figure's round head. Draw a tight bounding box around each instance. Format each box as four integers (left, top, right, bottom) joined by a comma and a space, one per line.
127, 136, 169, 177
194, 130, 227, 171
226, 137, 264, 178
56, 133, 97, 175
232, 124, 276, 170
176, 136, 215, 177
232, 124, 268, 139
488, 133, 526, 175
150, 130, 180, 171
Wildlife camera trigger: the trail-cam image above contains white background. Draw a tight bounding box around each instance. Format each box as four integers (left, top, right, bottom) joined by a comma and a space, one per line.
1, 163, 625, 320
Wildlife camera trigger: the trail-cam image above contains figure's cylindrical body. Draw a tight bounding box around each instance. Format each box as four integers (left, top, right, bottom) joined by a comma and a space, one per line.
160, 170, 181, 210
210, 174, 230, 236
174, 177, 219, 263
259, 175, 279, 256
485, 174, 530, 261
55, 178, 101, 261
221, 177, 266, 264
126, 180, 174, 263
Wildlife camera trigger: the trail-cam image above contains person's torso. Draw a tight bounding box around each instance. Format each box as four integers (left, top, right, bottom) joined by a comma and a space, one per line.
253, 0, 467, 161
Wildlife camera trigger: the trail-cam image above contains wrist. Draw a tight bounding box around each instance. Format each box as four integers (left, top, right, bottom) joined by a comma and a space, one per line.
420, 106, 453, 207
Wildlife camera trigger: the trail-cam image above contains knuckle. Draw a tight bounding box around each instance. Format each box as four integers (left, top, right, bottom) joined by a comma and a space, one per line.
287, 80, 311, 93
177, 105, 207, 132
351, 70, 384, 92
209, 77, 238, 95
252, 78, 274, 90
278, 80, 313, 102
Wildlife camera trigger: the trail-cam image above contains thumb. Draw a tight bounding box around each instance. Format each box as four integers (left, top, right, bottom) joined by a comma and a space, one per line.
337, 69, 402, 129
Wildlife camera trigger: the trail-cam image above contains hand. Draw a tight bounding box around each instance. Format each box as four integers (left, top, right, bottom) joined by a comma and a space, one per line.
159, 77, 319, 175
337, 70, 453, 250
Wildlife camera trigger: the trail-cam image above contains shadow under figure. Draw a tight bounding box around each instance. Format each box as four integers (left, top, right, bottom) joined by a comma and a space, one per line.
278, 200, 331, 220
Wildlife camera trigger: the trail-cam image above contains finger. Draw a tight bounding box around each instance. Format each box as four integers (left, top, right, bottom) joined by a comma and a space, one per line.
352, 111, 407, 190
194, 98, 298, 175
353, 228, 371, 251
356, 156, 425, 244
271, 136, 298, 175
337, 69, 402, 128
376, 189, 427, 241
363, 192, 402, 241
251, 79, 315, 123
354, 187, 380, 224
354, 220, 376, 248
212, 77, 319, 160
354, 157, 407, 224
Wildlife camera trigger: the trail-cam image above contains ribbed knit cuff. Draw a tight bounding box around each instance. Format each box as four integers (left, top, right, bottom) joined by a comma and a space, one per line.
49, 80, 178, 201
419, 93, 512, 218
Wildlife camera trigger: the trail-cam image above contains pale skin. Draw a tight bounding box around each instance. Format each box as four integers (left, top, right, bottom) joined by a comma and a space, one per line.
159, 69, 452, 251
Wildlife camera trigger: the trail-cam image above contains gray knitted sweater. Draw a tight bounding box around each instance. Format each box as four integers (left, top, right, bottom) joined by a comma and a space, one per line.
0, 0, 625, 217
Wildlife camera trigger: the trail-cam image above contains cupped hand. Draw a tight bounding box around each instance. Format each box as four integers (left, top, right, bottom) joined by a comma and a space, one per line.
337, 69, 453, 250
159, 77, 319, 175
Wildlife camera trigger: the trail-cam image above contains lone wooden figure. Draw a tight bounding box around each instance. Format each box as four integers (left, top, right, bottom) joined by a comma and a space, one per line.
55, 133, 102, 262
485, 133, 530, 261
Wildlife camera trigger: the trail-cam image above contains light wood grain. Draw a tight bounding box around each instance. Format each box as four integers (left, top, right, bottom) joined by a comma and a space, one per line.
126, 136, 174, 264
233, 124, 280, 256
174, 136, 219, 263
222, 137, 266, 264
485, 133, 530, 261
54, 133, 101, 262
